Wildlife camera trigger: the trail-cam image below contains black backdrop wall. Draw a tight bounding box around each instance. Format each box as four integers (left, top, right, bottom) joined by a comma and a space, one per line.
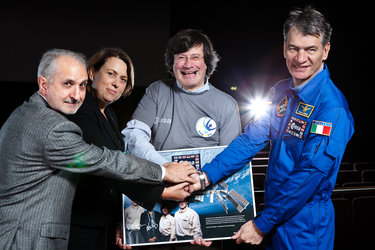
1, 1, 372, 162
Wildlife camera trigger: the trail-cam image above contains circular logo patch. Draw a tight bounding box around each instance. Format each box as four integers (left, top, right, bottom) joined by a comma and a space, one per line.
196, 117, 217, 137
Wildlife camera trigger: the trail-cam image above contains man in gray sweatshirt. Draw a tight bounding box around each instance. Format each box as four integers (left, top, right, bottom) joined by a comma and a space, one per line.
122, 29, 241, 166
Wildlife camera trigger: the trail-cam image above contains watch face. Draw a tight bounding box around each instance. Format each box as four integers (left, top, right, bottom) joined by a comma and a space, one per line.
199, 173, 205, 181
199, 172, 206, 190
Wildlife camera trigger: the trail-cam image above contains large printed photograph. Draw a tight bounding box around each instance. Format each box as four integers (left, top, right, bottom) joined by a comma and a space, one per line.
121, 146, 256, 246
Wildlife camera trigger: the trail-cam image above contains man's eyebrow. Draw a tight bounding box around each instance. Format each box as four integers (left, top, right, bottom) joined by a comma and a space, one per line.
63, 78, 75, 83
288, 44, 318, 49
63, 78, 88, 84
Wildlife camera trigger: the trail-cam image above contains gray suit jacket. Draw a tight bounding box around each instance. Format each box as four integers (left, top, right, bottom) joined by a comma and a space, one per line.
0, 92, 162, 250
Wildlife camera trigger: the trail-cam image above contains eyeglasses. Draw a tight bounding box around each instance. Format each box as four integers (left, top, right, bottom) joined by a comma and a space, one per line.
175, 54, 204, 64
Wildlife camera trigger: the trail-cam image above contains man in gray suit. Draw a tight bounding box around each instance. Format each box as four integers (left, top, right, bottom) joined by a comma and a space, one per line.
0, 49, 197, 250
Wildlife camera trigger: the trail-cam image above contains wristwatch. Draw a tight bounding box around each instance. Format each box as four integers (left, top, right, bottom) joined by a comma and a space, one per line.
198, 171, 207, 190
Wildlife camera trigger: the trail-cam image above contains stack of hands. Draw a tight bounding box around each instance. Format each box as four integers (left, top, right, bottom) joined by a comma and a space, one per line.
161, 161, 202, 201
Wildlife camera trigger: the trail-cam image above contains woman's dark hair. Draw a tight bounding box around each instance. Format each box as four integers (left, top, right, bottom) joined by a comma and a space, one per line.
88, 47, 134, 97
164, 29, 219, 78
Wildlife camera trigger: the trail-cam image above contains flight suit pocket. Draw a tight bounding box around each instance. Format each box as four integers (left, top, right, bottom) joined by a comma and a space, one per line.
325, 138, 340, 159
283, 134, 303, 143
282, 134, 304, 159
309, 137, 341, 173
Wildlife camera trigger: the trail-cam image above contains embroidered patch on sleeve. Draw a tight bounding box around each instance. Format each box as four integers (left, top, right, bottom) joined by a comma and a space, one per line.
286, 116, 308, 139
310, 120, 332, 136
276, 95, 288, 117
295, 102, 314, 118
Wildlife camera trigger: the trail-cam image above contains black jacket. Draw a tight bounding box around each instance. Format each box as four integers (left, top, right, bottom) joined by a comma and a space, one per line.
67, 90, 164, 249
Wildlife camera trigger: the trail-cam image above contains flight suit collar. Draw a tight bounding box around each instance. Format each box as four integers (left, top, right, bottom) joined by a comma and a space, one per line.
289, 64, 330, 104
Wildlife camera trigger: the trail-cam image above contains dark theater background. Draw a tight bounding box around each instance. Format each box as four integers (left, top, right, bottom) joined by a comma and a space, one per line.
1, 1, 373, 249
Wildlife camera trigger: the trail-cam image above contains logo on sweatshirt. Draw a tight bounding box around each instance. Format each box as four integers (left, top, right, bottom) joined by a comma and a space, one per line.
196, 117, 217, 137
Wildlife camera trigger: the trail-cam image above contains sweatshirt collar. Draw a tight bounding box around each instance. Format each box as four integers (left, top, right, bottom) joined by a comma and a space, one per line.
176, 78, 210, 94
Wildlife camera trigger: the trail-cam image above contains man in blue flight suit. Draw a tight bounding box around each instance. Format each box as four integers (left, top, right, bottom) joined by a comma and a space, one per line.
191, 6, 354, 249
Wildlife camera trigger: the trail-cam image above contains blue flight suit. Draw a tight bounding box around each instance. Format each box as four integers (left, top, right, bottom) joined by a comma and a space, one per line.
202, 65, 354, 249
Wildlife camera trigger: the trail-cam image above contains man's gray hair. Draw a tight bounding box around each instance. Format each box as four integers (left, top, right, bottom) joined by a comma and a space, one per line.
37, 49, 87, 82
283, 6, 332, 46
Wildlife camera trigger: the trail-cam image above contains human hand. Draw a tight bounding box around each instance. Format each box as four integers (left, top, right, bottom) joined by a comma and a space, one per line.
187, 171, 212, 193
187, 172, 201, 193
116, 224, 132, 249
115, 225, 132, 249
232, 220, 264, 245
116, 239, 132, 249
190, 237, 212, 247
161, 182, 192, 201
162, 161, 197, 184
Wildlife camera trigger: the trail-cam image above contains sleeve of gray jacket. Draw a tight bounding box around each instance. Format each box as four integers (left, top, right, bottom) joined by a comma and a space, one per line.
122, 119, 168, 166
43, 120, 163, 185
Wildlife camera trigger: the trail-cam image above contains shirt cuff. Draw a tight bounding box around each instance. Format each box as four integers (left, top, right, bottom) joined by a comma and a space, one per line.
254, 214, 274, 234
160, 165, 166, 180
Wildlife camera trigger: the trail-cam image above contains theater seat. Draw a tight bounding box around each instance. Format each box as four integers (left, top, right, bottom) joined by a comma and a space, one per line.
332, 198, 353, 250
361, 169, 375, 183
352, 196, 375, 249
336, 170, 361, 186
252, 173, 266, 191
353, 162, 375, 172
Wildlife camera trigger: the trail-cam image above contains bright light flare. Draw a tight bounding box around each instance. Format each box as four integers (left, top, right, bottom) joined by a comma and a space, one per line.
246, 97, 272, 119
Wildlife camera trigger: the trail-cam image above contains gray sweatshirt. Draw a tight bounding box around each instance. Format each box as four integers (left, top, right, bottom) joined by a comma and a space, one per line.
122, 79, 241, 165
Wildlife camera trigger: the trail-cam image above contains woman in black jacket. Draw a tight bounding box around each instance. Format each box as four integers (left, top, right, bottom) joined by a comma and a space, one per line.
67, 48, 187, 250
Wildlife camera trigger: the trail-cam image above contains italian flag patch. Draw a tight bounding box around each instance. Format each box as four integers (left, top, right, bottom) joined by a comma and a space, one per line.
310, 120, 332, 136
